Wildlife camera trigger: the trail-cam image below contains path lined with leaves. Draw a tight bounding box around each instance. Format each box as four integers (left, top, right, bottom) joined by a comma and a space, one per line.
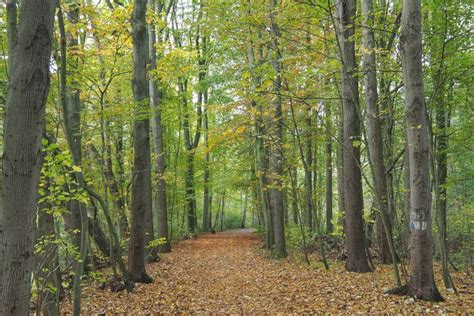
63, 229, 472, 314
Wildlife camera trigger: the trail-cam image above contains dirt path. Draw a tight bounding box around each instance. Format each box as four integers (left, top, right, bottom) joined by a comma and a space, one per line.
63, 229, 472, 314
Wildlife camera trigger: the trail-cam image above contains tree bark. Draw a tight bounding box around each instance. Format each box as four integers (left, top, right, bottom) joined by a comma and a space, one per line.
361, 0, 391, 263
268, 0, 287, 257
0, 1, 55, 314
304, 109, 314, 231
325, 103, 333, 234
203, 102, 212, 232
129, 0, 153, 283
255, 110, 274, 248
291, 168, 299, 225
185, 149, 198, 233
400, 0, 442, 301
336, 103, 345, 231
435, 88, 455, 290
57, 6, 91, 312
361, 0, 400, 286
334, 0, 371, 272
180, 1, 205, 234
429, 8, 455, 290
245, 10, 273, 246
149, 0, 171, 253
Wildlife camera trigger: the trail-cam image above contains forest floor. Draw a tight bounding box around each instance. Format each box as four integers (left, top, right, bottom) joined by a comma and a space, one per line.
62, 229, 473, 314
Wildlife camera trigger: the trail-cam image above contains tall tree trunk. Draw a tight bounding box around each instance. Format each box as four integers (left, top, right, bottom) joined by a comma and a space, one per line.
149, 0, 171, 253
0, 1, 55, 314
115, 124, 127, 218
185, 151, 197, 233
325, 103, 333, 234
202, 103, 211, 232
1, 0, 15, 261
291, 168, 299, 225
254, 112, 274, 248
435, 101, 454, 290
361, 0, 400, 284
245, 10, 273, 245
251, 80, 273, 247
361, 0, 390, 263
201, 21, 211, 232
336, 102, 345, 232
429, 7, 455, 291
334, 0, 371, 272
336, 103, 345, 232
181, 1, 206, 234
304, 109, 314, 231
57, 5, 91, 312
400, 0, 442, 301
268, 0, 287, 257
220, 191, 226, 232
129, 0, 153, 283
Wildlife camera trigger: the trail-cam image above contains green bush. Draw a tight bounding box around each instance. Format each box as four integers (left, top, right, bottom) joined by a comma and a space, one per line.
285, 225, 312, 250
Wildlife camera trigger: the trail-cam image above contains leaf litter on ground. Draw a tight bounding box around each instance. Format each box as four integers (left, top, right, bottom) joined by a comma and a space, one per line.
61, 229, 474, 314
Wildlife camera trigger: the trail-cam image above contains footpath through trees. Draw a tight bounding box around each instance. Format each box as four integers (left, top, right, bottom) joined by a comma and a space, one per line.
62, 230, 472, 313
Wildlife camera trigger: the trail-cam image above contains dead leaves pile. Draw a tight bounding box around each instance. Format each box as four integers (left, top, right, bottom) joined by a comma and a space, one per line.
62, 229, 473, 314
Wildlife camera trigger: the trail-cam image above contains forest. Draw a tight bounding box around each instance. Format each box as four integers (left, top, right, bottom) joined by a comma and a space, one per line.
0, 0, 473, 314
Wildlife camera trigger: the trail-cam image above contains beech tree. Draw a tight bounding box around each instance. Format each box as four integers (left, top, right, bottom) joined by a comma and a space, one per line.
400, 0, 442, 301
129, 0, 154, 283
268, 0, 287, 258
0, 0, 56, 313
361, 0, 400, 284
334, 0, 371, 273
149, 0, 171, 253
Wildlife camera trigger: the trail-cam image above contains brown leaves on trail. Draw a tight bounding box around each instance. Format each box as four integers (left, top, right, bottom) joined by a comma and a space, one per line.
62, 229, 473, 314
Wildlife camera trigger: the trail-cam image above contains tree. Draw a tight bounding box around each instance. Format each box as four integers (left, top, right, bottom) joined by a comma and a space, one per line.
244, 1, 274, 249
324, 91, 333, 234
400, 0, 442, 301
202, 100, 212, 232
57, 2, 96, 312
334, 0, 371, 272
304, 105, 315, 231
268, 0, 287, 258
129, 0, 154, 283
361, 0, 400, 284
0, 1, 56, 313
149, 0, 171, 253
